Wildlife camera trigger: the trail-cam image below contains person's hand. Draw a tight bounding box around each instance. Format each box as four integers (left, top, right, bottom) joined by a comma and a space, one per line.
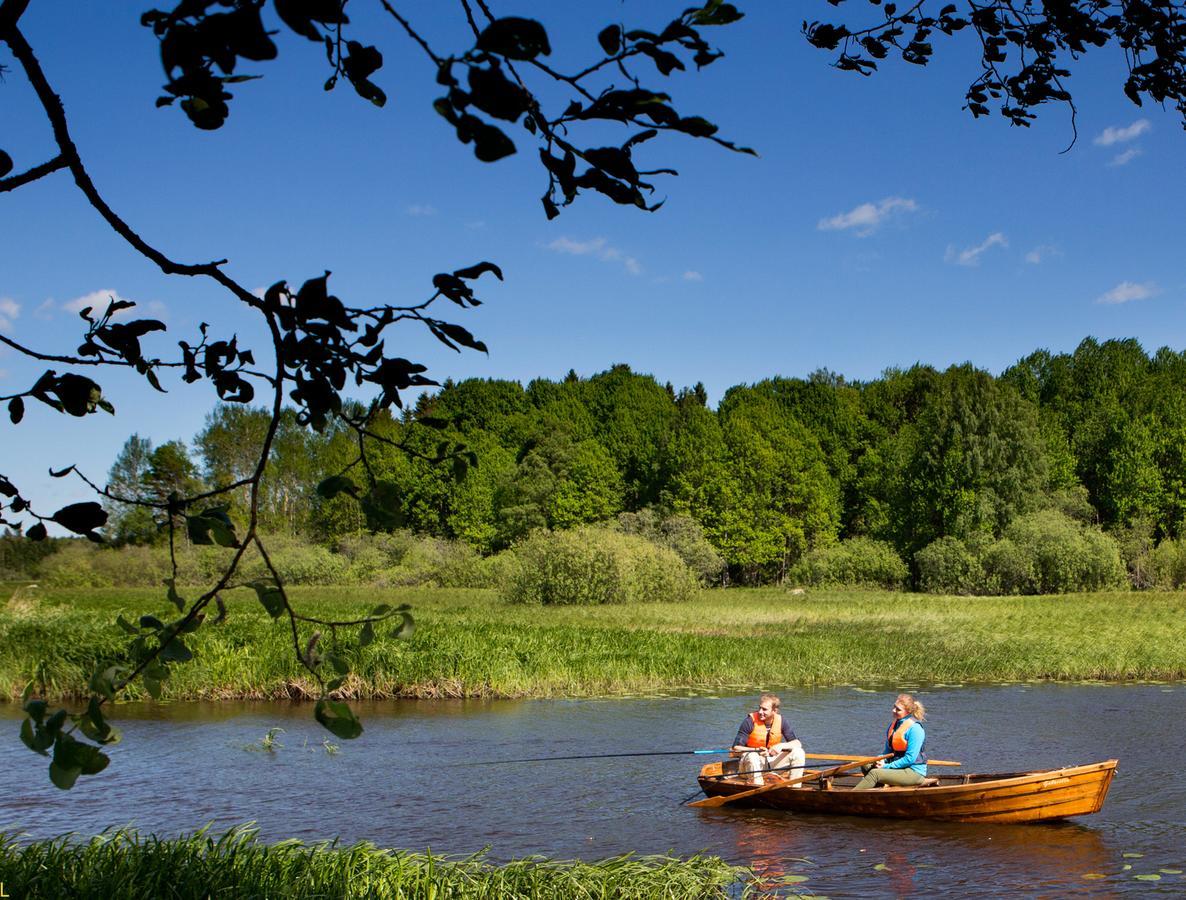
875, 759, 885, 768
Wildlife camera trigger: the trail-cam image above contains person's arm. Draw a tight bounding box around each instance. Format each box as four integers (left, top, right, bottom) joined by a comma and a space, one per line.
884, 723, 924, 768
731, 718, 754, 753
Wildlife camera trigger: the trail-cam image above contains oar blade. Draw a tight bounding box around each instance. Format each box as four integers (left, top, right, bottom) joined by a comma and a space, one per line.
687, 793, 737, 809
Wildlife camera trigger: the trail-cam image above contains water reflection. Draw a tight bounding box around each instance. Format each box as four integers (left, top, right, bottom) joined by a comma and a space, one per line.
1, 684, 1183, 896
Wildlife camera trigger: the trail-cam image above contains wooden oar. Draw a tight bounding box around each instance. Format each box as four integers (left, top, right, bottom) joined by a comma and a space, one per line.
687, 753, 892, 809
805, 752, 961, 767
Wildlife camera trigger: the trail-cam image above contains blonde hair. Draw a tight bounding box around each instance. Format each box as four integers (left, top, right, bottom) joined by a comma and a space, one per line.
759, 692, 781, 711
897, 693, 926, 722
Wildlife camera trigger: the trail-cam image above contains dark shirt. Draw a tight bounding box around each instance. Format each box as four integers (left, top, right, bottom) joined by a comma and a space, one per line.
734, 715, 796, 749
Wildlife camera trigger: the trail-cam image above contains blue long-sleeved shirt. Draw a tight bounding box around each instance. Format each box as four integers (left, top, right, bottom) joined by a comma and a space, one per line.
882, 718, 927, 775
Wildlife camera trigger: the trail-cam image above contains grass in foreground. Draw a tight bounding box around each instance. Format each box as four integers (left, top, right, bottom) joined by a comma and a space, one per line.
0, 826, 753, 899
2, 585, 1185, 701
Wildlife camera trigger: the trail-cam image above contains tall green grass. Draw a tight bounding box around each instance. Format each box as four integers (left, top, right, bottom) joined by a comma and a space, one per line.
0, 826, 753, 899
2, 585, 1185, 700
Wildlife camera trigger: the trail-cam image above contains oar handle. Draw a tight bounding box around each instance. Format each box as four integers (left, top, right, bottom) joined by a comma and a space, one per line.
804, 752, 961, 767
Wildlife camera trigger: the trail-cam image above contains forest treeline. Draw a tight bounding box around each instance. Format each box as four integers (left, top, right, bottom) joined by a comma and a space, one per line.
9, 336, 1186, 594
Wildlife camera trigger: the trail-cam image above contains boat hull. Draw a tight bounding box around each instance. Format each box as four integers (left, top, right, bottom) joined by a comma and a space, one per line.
696, 759, 1117, 824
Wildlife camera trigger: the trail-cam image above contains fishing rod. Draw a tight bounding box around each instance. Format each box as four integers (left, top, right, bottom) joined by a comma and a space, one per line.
472, 749, 962, 766
470, 748, 733, 765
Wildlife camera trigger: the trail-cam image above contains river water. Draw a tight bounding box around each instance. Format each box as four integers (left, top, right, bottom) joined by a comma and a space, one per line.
1, 683, 1183, 897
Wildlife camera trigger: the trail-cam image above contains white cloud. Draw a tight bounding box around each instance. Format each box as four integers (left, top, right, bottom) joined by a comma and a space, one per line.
945, 232, 1008, 267
0, 297, 20, 332
1025, 244, 1060, 265
406, 204, 437, 217
546, 236, 642, 275
34, 298, 57, 320
1096, 281, 1158, 305
682, 270, 704, 282
1094, 119, 1151, 146
1109, 148, 1142, 167
818, 196, 918, 236
61, 289, 138, 318
549, 236, 607, 255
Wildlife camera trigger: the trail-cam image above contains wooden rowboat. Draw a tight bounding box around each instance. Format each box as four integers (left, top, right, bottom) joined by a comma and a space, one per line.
696, 758, 1117, 824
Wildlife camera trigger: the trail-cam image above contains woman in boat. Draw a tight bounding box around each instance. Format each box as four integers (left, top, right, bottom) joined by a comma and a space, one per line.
731, 692, 806, 785
853, 693, 927, 790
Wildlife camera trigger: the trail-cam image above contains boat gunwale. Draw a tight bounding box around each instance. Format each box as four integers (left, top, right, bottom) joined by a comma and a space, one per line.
699, 758, 1117, 797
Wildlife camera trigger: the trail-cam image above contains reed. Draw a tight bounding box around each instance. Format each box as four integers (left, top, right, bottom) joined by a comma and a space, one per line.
0, 826, 752, 899
2, 585, 1184, 700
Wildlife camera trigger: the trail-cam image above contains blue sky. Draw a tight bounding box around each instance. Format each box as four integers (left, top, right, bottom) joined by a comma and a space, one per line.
3, 1, 1185, 515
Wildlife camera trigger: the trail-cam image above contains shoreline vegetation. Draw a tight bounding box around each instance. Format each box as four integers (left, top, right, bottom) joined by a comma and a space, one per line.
0, 827, 754, 899
3, 585, 1184, 702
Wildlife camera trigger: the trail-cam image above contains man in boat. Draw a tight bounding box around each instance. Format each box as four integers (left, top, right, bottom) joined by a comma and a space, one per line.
853, 693, 927, 790
731, 692, 806, 785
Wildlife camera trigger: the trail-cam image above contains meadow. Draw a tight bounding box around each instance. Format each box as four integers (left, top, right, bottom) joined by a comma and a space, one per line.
3, 584, 1184, 701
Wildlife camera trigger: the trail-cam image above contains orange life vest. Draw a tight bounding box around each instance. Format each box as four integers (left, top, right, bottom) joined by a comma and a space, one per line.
746, 712, 784, 749
887, 716, 915, 752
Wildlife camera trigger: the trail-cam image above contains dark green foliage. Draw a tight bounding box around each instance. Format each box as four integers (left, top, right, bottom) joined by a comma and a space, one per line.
887, 364, 1049, 560
66, 340, 1186, 593
0, 531, 59, 579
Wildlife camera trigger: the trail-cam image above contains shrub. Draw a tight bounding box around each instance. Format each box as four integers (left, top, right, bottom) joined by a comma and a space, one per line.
788, 538, 908, 590
1142, 538, 1186, 589
502, 526, 698, 605
915, 536, 984, 595
1004, 510, 1126, 593
37, 543, 114, 588
980, 537, 1035, 595
616, 509, 726, 584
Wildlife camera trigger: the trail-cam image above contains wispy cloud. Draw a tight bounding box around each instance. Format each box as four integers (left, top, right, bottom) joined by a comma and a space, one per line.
1025, 244, 1061, 265
818, 196, 918, 236
61, 289, 138, 317
682, 270, 704, 282
406, 204, 437, 217
945, 232, 1008, 267
1109, 148, 1142, 167
1094, 119, 1151, 147
546, 236, 642, 275
0, 297, 20, 332
1096, 281, 1158, 305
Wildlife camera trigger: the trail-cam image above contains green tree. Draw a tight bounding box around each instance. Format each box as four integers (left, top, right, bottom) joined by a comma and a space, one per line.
718, 389, 840, 582
496, 425, 623, 545
104, 434, 158, 544
582, 365, 678, 510
889, 365, 1049, 560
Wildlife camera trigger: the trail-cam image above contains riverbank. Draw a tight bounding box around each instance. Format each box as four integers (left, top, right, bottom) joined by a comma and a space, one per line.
0, 826, 752, 899
2, 585, 1185, 700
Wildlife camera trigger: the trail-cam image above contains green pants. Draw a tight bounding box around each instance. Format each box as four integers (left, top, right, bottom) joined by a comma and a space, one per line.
852, 765, 925, 791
